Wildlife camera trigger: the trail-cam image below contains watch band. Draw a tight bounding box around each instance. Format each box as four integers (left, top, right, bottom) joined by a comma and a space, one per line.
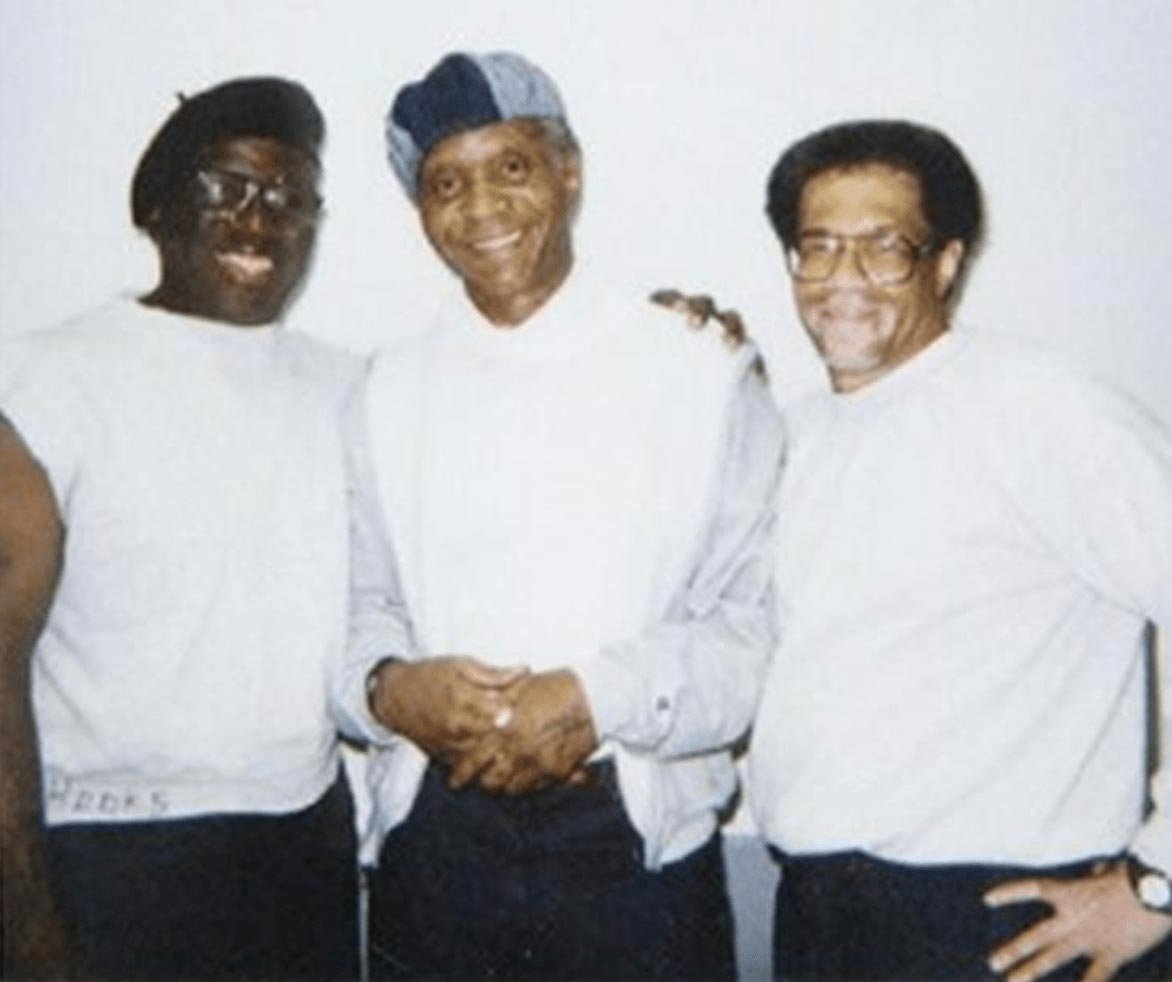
1124, 854, 1172, 916
365, 656, 404, 714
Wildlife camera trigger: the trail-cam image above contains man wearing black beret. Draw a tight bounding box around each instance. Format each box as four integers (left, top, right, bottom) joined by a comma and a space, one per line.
1, 77, 367, 981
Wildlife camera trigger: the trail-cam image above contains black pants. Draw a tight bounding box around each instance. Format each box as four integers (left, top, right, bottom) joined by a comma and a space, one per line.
369, 762, 736, 981
772, 849, 1172, 982
46, 773, 360, 982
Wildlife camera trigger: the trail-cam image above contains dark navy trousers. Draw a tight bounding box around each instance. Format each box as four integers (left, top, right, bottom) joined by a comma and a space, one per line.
772, 849, 1172, 982
369, 762, 736, 981
46, 773, 360, 982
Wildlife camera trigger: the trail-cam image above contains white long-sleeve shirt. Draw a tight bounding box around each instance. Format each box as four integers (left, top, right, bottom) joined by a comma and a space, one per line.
335, 272, 785, 869
749, 329, 1172, 877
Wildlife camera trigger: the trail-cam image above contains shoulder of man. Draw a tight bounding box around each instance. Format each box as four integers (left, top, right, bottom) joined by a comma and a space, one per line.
0, 300, 127, 391
360, 329, 439, 434
365, 327, 435, 383
278, 329, 366, 393
955, 329, 1153, 428
945, 330, 1172, 492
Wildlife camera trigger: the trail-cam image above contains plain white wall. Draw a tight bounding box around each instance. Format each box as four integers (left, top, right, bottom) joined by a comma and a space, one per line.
3, 0, 1171, 424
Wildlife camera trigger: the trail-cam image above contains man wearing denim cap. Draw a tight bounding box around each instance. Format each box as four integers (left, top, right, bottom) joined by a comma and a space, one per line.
346, 51, 784, 980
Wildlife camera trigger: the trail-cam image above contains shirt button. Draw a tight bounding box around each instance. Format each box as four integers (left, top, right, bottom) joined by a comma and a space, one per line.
655, 696, 671, 713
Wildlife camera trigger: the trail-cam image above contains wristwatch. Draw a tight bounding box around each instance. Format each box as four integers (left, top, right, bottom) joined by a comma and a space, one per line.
1124, 854, 1172, 915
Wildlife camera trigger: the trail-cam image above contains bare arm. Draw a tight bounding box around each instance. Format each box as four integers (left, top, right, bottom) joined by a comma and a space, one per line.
0, 416, 72, 978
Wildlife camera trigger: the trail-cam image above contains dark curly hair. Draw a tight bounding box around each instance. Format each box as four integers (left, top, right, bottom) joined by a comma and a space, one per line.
131, 76, 323, 229
765, 119, 983, 260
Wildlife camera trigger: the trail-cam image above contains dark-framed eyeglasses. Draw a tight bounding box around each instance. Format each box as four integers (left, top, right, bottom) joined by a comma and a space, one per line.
785, 231, 935, 287
193, 168, 322, 226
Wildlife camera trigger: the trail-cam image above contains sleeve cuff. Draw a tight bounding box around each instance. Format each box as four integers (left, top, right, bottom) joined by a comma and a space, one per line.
572, 653, 641, 743
573, 644, 678, 749
334, 655, 401, 748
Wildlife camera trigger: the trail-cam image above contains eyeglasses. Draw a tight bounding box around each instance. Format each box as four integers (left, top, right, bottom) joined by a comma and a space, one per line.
193, 168, 322, 225
786, 231, 935, 286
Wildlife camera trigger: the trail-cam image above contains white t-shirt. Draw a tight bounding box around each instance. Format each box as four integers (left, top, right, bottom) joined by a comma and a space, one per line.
0, 298, 361, 825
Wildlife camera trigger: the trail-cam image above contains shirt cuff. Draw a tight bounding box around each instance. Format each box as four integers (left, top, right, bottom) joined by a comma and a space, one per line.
334, 655, 401, 748
573, 646, 676, 748
572, 654, 640, 743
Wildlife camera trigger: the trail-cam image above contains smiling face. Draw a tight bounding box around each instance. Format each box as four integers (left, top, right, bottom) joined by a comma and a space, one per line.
146, 136, 320, 327
417, 118, 581, 326
794, 163, 963, 393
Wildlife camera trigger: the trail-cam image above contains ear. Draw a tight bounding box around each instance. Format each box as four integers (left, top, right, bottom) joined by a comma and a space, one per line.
559, 150, 583, 197
934, 239, 965, 298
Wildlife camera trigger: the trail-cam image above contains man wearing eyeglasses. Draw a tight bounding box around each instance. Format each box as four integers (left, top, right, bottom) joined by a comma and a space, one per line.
0, 78, 362, 980
748, 119, 1172, 981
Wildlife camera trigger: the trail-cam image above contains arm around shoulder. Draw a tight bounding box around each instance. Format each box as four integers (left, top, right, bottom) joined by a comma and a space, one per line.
575, 360, 785, 757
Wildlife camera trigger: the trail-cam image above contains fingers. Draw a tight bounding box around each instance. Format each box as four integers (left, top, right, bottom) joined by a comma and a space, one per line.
1002, 942, 1078, 982
447, 734, 503, 789
446, 687, 508, 736
649, 288, 684, 308
449, 737, 589, 795
453, 657, 529, 689
565, 766, 594, 787
447, 724, 542, 793
446, 659, 527, 732
501, 767, 549, 796
984, 878, 1044, 907
648, 289, 749, 348
685, 295, 716, 328
715, 309, 746, 347
647, 289, 715, 328
474, 746, 546, 796
1079, 955, 1118, 982
988, 917, 1060, 975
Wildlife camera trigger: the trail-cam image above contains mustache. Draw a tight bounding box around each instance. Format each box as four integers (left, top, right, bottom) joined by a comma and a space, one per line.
812, 297, 883, 318
217, 230, 280, 251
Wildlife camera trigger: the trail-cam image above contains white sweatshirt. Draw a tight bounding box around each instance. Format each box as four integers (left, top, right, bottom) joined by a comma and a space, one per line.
750, 329, 1172, 877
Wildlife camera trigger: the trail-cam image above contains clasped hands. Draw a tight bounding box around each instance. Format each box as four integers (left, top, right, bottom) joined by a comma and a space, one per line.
369, 656, 598, 795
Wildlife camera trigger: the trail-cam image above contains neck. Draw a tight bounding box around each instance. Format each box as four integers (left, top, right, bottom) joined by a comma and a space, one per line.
466, 252, 574, 328
138, 286, 279, 329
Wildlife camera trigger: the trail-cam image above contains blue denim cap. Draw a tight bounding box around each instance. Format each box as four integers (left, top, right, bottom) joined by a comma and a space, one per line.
386, 51, 566, 200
